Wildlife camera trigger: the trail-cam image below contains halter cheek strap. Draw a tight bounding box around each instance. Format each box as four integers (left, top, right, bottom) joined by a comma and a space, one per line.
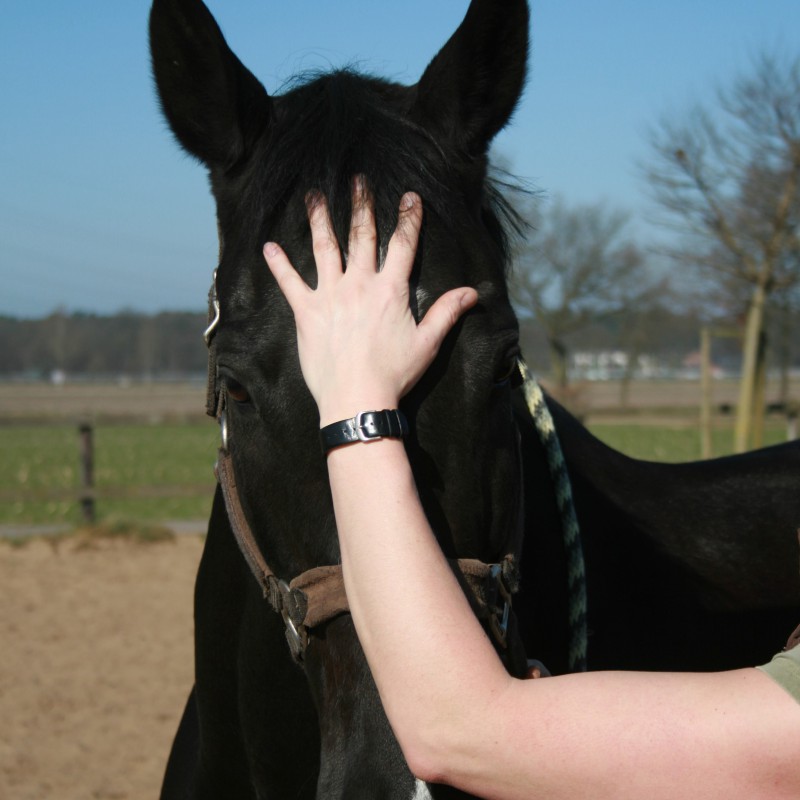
215, 436, 526, 668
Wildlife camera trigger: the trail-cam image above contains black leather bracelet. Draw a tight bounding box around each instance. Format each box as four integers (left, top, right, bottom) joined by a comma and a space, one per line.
320, 409, 409, 454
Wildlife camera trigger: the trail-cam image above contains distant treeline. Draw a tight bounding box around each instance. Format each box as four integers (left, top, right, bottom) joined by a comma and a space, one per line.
0, 305, 796, 379
520, 305, 719, 372
0, 311, 208, 378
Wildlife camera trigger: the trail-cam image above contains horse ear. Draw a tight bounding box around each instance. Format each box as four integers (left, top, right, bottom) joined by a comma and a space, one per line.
149, 0, 272, 170
413, 0, 529, 154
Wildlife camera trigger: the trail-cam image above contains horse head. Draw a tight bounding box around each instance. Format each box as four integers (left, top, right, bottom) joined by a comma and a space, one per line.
150, 1, 529, 796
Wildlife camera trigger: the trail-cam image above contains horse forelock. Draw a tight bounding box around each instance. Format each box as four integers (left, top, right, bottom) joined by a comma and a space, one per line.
227, 68, 520, 275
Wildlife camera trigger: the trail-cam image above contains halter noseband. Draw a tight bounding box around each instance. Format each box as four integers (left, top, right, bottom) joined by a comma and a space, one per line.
203, 270, 528, 671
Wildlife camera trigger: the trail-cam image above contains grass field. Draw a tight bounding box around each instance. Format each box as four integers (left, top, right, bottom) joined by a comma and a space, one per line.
1, 423, 217, 526
589, 422, 789, 462
0, 416, 793, 526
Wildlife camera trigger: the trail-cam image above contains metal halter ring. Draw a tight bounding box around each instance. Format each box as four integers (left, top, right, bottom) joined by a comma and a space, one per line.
219, 410, 229, 452
204, 269, 221, 345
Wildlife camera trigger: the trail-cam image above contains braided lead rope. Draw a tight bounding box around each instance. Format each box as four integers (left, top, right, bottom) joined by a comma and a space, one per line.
519, 360, 588, 672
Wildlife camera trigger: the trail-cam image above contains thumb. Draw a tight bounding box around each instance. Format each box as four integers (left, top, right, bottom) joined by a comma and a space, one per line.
417, 287, 478, 357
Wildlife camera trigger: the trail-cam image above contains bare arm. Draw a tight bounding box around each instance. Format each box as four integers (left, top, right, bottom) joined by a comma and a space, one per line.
264, 182, 800, 800
327, 441, 800, 800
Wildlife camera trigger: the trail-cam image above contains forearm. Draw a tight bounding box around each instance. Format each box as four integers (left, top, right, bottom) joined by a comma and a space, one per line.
327, 439, 800, 800
326, 437, 513, 778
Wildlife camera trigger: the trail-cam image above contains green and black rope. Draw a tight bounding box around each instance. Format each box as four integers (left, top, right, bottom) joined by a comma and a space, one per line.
520, 360, 588, 672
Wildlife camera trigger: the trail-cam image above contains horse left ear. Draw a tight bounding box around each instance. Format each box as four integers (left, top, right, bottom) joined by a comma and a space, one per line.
412, 0, 529, 155
149, 0, 272, 171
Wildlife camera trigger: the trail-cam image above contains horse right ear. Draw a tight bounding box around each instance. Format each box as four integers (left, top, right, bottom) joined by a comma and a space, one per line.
149, 0, 272, 170
413, 0, 529, 155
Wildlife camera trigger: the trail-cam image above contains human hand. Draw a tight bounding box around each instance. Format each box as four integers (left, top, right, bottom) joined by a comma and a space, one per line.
263, 179, 478, 427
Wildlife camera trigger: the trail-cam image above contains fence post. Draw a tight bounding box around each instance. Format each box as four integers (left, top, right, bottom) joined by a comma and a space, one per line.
78, 422, 96, 524
700, 327, 713, 459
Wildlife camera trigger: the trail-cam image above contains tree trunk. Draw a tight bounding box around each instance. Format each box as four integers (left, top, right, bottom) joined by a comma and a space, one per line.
548, 337, 569, 390
777, 305, 793, 405
734, 283, 767, 453
751, 330, 768, 450
619, 338, 643, 410
700, 327, 713, 459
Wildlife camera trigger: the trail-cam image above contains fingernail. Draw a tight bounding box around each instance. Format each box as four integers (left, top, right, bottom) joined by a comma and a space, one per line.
264, 242, 279, 258
400, 193, 416, 211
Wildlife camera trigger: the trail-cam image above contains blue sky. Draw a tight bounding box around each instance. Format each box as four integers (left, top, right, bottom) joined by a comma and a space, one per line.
2, 0, 799, 317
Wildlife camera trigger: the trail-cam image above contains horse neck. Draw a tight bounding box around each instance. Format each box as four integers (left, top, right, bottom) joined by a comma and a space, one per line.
544, 396, 800, 611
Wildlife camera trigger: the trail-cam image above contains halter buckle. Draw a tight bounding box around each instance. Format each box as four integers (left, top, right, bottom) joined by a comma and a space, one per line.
278, 580, 309, 662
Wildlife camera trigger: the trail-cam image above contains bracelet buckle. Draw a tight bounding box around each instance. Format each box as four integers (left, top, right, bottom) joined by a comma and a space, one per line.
355, 410, 382, 443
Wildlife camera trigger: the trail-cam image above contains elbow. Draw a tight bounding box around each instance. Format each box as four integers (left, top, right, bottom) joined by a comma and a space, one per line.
390, 674, 515, 788
384, 661, 516, 791
392, 714, 463, 787
400, 736, 451, 786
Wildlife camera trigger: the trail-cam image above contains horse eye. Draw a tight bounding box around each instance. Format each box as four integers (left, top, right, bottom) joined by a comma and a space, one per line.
495, 357, 521, 388
226, 378, 251, 404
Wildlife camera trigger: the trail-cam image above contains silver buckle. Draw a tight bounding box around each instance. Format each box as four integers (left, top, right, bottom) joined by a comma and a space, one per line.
278, 580, 308, 661
355, 411, 382, 443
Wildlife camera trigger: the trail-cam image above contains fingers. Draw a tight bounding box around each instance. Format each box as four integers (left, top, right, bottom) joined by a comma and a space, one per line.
265, 184, 430, 320
348, 176, 378, 275
306, 181, 421, 283
263, 241, 310, 311
307, 193, 343, 287
385, 193, 423, 279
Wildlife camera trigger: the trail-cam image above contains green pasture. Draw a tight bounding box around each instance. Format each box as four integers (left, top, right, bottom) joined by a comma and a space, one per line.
0, 419, 792, 526
1, 423, 218, 526
589, 422, 788, 462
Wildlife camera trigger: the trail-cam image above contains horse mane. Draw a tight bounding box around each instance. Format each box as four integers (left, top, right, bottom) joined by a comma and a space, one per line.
246, 68, 524, 270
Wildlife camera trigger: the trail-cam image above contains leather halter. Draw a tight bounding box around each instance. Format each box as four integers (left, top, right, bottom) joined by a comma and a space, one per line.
204, 272, 528, 672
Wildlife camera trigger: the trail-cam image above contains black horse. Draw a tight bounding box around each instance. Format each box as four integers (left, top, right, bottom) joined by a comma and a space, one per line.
153, 1, 531, 796
150, 1, 800, 797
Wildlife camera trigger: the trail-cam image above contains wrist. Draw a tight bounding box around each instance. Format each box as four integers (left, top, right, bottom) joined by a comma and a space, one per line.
318, 394, 401, 429
319, 407, 408, 455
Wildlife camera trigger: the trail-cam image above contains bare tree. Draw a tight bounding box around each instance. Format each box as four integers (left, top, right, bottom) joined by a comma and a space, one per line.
511, 197, 649, 389
644, 52, 800, 451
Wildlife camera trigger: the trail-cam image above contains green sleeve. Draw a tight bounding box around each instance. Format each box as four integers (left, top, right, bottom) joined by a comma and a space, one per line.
757, 645, 800, 704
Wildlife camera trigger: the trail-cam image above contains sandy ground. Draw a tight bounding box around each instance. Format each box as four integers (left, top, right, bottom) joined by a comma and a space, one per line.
0, 534, 204, 800
0, 383, 207, 423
